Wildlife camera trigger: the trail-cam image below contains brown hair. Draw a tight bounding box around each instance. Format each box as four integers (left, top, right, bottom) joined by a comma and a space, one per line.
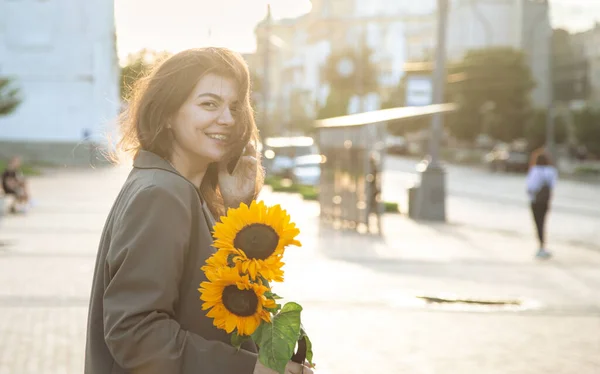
117, 47, 262, 217
529, 148, 552, 168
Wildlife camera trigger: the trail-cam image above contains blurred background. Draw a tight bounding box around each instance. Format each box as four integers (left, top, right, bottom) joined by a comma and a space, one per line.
1, 0, 599, 373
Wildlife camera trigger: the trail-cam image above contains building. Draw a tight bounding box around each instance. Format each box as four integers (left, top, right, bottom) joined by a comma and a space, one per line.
252, 0, 443, 136
443, 0, 552, 108
0, 0, 120, 165
571, 23, 600, 107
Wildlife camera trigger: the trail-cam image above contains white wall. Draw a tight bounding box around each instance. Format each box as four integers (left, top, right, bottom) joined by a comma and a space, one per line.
0, 0, 120, 144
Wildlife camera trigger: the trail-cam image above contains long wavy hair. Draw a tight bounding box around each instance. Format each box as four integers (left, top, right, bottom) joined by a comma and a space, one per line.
116, 47, 262, 217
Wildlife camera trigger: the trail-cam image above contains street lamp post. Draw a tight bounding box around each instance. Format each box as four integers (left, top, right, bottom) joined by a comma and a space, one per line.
525, 3, 555, 160
415, 0, 449, 222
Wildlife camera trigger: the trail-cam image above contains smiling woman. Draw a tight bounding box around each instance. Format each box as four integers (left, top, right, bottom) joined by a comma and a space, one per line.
85, 48, 313, 374
116, 47, 259, 217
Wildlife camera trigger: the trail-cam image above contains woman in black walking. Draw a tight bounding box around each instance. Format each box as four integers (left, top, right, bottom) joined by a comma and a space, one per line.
526, 149, 557, 259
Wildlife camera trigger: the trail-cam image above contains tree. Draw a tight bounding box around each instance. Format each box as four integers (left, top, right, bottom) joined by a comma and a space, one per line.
318, 46, 379, 119
0, 77, 21, 116
120, 49, 171, 100
288, 89, 314, 135
447, 47, 535, 142
525, 109, 568, 151
317, 88, 351, 119
573, 108, 600, 156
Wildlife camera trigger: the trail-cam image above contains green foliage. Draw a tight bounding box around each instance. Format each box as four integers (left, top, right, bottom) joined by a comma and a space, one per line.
288, 89, 315, 135
253, 302, 303, 374
573, 108, 600, 155
317, 88, 352, 119
574, 165, 600, 176
120, 49, 171, 100
322, 47, 379, 95
298, 328, 314, 366
525, 109, 568, 151
0, 159, 41, 176
231, 331, 250, 349
0, 77, 21, 116
318, 47, 379, 119
384, 201, 399, 213
381, 75, 407, 110
447, 47, 535, 142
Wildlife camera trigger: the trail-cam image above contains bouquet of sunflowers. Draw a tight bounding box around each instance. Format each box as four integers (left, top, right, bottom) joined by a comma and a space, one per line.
199, 201, 314, 374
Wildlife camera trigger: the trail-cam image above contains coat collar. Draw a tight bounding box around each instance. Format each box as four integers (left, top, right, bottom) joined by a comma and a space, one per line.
132, 150, 215, 223
133, 150, 179, 175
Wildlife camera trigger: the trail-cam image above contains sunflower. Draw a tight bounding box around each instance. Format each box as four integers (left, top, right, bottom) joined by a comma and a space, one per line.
211, 201, 301, 281
199, 266, 277, 336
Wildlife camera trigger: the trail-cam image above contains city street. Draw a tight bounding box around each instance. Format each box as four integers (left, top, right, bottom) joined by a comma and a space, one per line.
383, 155, 600, 249
0, 165, 599, 373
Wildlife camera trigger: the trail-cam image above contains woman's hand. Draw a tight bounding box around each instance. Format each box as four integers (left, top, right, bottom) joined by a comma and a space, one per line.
253, 360, 314, 374
218, 142, 262, 210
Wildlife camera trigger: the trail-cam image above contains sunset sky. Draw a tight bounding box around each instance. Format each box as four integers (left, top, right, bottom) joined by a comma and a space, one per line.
114, 0, 600, 62
114, 0, 312, 61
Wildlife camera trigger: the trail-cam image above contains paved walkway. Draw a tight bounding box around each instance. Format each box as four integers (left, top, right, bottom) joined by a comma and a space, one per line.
0, 166, 599, 373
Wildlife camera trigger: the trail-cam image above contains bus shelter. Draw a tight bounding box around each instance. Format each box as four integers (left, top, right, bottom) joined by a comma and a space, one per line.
315, 104, 456, 232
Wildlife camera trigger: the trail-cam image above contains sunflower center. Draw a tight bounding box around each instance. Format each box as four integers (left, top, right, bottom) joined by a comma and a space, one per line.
233, 223, 279, 260
222, 285, 259, 317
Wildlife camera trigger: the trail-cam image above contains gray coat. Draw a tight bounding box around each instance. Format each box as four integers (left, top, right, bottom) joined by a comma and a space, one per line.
85, 150, 257, 374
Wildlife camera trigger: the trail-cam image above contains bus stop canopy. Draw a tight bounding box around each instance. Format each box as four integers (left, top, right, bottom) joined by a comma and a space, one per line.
315, 103, 457, 128
314, 103, 457, 232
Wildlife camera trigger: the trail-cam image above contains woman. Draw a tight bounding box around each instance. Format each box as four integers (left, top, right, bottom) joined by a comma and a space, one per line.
526, 148, 557, 259
85, 48, 313, 374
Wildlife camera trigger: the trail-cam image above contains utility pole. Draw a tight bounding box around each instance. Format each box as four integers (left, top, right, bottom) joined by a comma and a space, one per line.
262, 4, 272, 136
545, 11, 555, 161
415, 0, 449, 221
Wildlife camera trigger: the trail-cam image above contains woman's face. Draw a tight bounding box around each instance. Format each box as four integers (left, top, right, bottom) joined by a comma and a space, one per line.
170, 73, 239, 167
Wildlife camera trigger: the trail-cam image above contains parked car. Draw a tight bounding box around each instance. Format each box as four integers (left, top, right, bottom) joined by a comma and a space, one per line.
484, 144, 530, 172
290, 154, 322, 186
386, 136, 408, 155
261, 136, 318, 178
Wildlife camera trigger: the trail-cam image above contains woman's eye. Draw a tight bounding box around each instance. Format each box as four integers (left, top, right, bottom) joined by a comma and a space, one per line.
201, 101, 218, 109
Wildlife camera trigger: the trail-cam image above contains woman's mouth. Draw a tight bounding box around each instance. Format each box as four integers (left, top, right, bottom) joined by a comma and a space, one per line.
205, 133, 230, 143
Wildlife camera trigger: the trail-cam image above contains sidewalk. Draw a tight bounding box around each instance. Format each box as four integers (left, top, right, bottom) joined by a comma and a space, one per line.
0, 167, 599, 373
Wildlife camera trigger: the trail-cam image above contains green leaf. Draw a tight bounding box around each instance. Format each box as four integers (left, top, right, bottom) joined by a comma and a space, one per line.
295, 327, 314, 366
265, 303, 281, 314
256, 302, 303, 374
251, 321, 265, 343
259, 275, 270, 288
227, 253, 237, 267
303, 334, 314, 366
265, 291, 283, 300
231, 331, 250, 350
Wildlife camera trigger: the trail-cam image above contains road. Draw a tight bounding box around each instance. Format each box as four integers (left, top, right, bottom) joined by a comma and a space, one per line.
0, 166, 599, 373
382, 156, 600, 248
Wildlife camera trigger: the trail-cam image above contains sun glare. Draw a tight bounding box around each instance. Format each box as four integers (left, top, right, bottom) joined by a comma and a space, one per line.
115, 0, 312, 61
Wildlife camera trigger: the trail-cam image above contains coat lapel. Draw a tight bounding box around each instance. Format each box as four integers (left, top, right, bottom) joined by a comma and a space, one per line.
133, 150, 217, 244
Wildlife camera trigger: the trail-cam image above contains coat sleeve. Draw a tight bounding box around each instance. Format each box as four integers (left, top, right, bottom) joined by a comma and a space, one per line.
103, 184, 257, 374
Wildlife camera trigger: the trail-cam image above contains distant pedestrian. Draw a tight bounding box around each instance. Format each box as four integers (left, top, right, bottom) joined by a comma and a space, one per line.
367, 152, 382, 235
1, 156, 31, 214
82, 128, 96, 166
526, 148, 557, 259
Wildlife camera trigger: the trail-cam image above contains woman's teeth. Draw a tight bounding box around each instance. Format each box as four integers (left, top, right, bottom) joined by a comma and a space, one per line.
206, 134, 228, 141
